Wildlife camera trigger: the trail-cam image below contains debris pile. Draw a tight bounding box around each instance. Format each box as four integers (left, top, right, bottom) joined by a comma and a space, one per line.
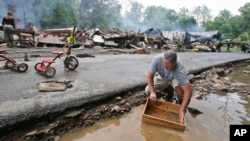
191, 63, 250, 100
2, 26, 246, 53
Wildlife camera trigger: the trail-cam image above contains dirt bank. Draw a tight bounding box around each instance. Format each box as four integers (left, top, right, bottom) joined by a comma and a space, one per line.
1, 60, 250, 141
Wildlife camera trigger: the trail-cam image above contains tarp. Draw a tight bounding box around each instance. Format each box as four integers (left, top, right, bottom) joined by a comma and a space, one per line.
144, 28, 163, 37
162, 30, 219, 42
186, 31, 221, 42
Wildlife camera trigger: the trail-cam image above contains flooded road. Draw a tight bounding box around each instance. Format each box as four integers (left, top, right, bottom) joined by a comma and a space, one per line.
59, 92, 250, 141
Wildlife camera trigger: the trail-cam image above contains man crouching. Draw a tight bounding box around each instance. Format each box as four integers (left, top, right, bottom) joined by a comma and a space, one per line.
145, 50, 192, 124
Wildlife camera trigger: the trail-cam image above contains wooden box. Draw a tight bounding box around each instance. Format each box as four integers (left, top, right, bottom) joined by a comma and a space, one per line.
142, 98, 186, 130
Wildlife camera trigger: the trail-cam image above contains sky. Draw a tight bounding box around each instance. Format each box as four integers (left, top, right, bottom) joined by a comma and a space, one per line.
119, 0, 249, 16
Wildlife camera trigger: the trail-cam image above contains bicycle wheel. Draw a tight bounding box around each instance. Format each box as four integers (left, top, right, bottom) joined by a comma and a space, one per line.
17, 63, 28, 72
64, 56, 79, 70
34, 62, 44, 72
45, 67, 56, 77
5, 60, 16, 68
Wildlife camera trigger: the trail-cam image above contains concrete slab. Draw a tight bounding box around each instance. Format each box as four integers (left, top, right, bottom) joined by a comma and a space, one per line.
0, 52, 250, 129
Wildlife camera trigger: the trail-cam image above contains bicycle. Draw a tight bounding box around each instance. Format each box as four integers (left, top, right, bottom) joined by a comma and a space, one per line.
0, 51, 28, 72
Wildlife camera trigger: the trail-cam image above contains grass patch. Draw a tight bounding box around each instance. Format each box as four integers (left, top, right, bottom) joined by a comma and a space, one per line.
220, 45, 242, 52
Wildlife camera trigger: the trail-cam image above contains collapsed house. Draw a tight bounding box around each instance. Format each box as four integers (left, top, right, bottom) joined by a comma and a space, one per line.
1, 26, 242, 53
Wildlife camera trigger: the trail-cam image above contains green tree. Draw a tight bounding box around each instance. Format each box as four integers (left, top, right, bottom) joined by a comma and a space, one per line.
238, 2, 250, 34
178, 7, 190, 17
143, 6, 178, 30
39, 4, 53, 29
123, 0, 144, 30
177, 7, 198, 31
33, 0, 78, 29
205, 10, 243, 39
192, 5, 212, 26
218, 9, 232, 20
104, 0, 122, 29
178, 16, 197, 31
51, 3, 71, 28
79, 0, 122, 29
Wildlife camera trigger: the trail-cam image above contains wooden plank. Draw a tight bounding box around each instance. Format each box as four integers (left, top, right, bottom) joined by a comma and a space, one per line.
142, 114, 185, 130
148, 99, 180, 113
146, 107, 179, 123
42, 27, 75, 34
149, 104, 178, 114
142, 97, 149, 114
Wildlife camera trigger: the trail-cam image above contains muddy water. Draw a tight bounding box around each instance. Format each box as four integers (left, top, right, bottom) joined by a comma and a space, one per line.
146, 107, 179, 123
59, 93, 250, 141
229, 65, 250, 84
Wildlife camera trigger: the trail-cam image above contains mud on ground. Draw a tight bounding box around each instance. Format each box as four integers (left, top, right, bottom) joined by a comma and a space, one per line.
1, 60, 250, 141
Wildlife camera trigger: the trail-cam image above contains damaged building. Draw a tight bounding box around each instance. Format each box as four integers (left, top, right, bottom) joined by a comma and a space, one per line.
0, 26, 243, 53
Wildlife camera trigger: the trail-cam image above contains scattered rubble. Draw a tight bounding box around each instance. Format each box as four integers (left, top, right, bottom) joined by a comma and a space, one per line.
2, 27, 243, 53
191, 61, 250, 99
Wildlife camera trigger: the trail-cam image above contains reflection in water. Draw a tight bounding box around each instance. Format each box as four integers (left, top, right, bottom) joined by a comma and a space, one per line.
141, 122, 183, 141
60, 120, 121, 141
243, 96, 250, 124
59, 93, 250, 141
59, 106, 146, 141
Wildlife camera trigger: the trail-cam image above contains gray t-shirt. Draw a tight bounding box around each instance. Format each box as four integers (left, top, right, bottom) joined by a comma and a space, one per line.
149, 53, 189, 85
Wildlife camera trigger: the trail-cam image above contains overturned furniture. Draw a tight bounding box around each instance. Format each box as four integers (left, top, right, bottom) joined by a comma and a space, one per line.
9, 29, 35, 47
142, 98, 186, 130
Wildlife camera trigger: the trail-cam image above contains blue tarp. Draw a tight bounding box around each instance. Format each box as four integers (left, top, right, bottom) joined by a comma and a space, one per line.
144, 28, 163, 36
184, 31, 221, 43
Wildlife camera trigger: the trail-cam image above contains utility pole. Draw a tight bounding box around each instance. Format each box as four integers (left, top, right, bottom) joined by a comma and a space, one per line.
23, 9, 27, 28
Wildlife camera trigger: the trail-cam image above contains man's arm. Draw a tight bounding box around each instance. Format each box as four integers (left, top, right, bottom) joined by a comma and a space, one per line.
179, 83, 192, 124
147, 71, 157, 100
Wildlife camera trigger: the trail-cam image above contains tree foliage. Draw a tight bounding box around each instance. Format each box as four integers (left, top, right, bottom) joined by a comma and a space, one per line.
32, 0, 78, 29
192, 4, 212, 26
205, 2, 250, 40
123, 0, 144, 30
238, 2, 250, 35
79, 0, 122, 29
143, 6, 179, 30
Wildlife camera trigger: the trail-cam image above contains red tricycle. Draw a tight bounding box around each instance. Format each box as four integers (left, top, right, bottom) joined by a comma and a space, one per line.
0, 50, 29, 72
34, 26, 79, 77
34, 45, 79, 77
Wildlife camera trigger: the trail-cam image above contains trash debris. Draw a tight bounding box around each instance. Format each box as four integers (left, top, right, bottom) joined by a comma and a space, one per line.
37, 79, 73, 92
2, 26, 241, 53
76, 53, 95, 58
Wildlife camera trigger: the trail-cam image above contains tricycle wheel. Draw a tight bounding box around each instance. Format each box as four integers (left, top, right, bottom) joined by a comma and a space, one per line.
17, 63, 28, 72
34, 62, 44, 72
45, 67, 56, 77
64, 56, 79, 70
5, 60, 16, 68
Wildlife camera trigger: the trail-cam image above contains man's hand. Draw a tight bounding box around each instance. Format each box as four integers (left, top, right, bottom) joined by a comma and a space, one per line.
150, 92, 157, 102
179, 110, 186, 125
178, 83, 191, 125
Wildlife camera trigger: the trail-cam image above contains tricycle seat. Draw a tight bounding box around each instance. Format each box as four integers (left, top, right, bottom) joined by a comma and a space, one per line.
42, 59, 54, 63
52, 51, 63, 55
